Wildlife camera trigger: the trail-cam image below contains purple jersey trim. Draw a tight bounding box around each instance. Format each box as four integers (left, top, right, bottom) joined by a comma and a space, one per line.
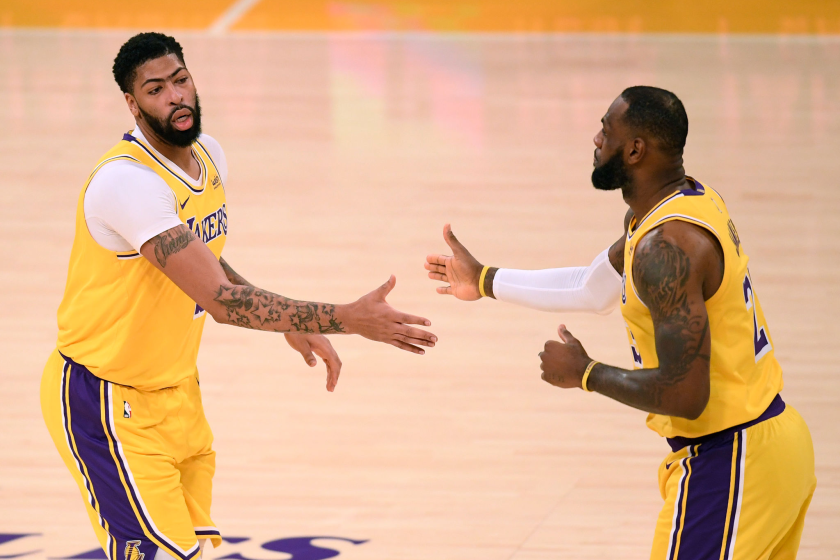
666, 394, 784, 453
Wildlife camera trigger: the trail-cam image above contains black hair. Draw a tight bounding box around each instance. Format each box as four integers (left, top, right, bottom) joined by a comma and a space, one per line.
620, 86, 688, 155
112, 32, 186, 94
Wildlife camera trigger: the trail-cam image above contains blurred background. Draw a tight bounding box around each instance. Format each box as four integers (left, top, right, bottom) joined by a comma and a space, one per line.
1, 2, 838, 560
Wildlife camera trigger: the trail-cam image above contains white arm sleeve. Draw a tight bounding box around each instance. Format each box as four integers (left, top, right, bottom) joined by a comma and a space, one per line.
492, 248, 622, 315
84, 160, 183, 252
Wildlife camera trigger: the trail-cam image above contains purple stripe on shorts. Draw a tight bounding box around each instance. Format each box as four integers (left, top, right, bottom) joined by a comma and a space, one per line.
723, 431, 744, 558
667, 447, 694, 560
65, 361, 160, 560
99, 383, 199, 560
669, 436, 736, 560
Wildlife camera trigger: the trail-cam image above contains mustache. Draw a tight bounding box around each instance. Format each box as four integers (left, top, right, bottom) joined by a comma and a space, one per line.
168, 104, 195, 119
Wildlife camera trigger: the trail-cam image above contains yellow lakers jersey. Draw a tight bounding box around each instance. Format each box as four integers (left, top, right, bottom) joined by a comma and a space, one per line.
621, 178, 783, 438
56, 132, 227, 391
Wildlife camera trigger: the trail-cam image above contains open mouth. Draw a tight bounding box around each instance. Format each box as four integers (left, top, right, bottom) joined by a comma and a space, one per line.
171, 108, 194, 131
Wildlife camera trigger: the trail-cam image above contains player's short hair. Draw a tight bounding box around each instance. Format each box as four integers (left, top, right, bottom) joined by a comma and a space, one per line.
620, 86, 688, 155
112, 32, 186, 94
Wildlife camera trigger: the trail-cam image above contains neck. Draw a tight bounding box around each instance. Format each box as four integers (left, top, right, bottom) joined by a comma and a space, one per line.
135, 120, 195, 172
622, 168, 688, 221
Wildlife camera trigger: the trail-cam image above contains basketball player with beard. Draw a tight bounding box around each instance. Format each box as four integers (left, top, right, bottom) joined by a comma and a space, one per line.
426, 87, 816, 559
41, 32, 437, 560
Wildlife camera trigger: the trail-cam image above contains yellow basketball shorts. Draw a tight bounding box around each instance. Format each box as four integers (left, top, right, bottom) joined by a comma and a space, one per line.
41, 349, 221, 560
650, 395, 816, 560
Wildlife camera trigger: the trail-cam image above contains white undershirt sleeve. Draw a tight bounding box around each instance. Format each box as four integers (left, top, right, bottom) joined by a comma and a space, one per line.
492, 248, 622, 315
84, 160, 184, 252
197, 134, 228, 184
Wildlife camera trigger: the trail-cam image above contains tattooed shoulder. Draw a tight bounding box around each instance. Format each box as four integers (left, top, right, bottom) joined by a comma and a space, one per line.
633, 225, 710, 387
632, 227, 690, 320
150, 224, 194, 268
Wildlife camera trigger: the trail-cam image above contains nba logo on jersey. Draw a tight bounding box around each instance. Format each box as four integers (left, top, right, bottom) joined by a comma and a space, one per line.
123, 401, 132, 419
124, 540, 144, 560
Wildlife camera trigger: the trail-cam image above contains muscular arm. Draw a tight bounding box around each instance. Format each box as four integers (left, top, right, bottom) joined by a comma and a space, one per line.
141, 225, 345, 333
220, 256, 254, 287
586, 221, 719, 419
139, 225, 436, 353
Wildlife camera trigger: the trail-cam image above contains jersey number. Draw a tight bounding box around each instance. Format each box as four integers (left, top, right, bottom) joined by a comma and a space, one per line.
624, 321, 643, 368
743, 271, 772, 362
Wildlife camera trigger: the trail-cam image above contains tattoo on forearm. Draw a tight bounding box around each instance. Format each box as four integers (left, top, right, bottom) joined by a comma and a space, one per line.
588, 229, 710, 415
151, 225, 194, 268
213, 285, 345, 334
219, 257, 254, 287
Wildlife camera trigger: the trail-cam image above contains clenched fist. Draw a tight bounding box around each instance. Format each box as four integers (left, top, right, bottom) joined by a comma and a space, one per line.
539, 324, 593, 389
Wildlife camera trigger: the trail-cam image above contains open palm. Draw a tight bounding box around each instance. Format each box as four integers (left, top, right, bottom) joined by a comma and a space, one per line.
425, 224, 483, 301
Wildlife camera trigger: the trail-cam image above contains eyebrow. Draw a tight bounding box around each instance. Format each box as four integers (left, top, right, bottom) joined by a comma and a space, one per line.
141, 67, 186, 88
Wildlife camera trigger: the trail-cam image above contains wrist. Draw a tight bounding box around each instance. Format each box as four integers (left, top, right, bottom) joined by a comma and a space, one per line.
477, 265, 498, 299
334, 303, 356, 334
581, 360, 600, 392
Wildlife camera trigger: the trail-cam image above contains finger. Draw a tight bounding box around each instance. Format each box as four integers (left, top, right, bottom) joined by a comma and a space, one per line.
436, 286, 453, 295
425, 263, 447, 274
427, 272, 449, 282
296, 342, 317, 367
397, 325, 437, 344
425, 254, 450, 267
390, 340, 426, 354
558, 324, 576, 344
376, 275, 396, 300
395, 312, 432, 327
394, 333, 435, 348
323, 355, 341, 392
443, 224, 468, 256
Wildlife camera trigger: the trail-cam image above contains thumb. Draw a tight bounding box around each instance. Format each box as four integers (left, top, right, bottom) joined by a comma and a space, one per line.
443, 224, 468, 256
376, 275, 396, 299
299, 346, 317, 367
557, 324, 576, 344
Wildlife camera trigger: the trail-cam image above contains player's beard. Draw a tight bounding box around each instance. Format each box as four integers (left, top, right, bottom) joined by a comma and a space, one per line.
591, 149, 633, 193
137, 94, 203, 148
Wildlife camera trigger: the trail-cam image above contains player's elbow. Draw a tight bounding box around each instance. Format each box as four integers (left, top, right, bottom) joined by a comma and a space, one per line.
672, 383, 710, 420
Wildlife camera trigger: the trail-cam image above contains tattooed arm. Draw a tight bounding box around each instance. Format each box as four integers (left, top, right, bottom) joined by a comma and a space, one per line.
219, 256, 254, 287
140, 224, 437, 348
218, 255, 346, 390
539, 220, 723, 419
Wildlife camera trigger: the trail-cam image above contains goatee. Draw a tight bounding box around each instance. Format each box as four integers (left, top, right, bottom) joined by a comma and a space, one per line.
591, 149, 632, 193
138, 94, 202, 148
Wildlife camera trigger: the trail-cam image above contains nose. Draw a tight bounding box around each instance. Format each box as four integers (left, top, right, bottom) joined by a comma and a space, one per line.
164, 81, 183, 105
593, 130, 603, 148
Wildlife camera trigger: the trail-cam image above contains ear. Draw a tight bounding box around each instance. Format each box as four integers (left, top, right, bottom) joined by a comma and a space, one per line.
627, 137, 646, 165
125, 92, 140, 118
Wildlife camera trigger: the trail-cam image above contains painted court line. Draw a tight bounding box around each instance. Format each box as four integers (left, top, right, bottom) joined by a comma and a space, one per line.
207, 0, 262, 35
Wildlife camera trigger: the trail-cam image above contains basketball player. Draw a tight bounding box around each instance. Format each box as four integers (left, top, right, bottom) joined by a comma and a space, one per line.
426, 87, 816, 559
41, 33, 437, 560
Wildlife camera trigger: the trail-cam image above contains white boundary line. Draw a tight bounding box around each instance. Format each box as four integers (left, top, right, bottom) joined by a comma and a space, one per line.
207, 0, 263, 35
0, 27, 839, 43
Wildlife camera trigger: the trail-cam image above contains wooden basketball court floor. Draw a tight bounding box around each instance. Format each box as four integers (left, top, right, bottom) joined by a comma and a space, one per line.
0, 30, 838, 559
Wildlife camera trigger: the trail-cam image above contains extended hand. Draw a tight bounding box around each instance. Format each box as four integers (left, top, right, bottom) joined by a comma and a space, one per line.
342, 275, 437, 354
539, 325, 592, 389
284, 333, 343, 392
425, 224, 483, 301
